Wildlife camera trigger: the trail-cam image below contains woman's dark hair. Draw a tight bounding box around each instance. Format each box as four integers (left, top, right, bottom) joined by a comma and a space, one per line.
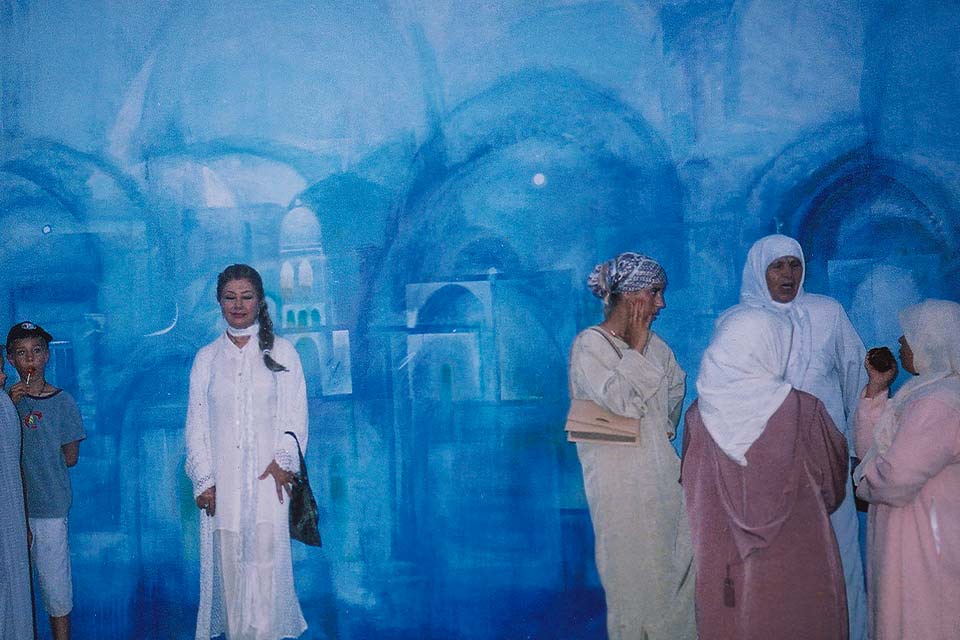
216, 264, 288, 372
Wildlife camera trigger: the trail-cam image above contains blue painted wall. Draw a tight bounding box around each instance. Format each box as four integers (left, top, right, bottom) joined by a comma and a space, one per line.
2, 1, 959, 638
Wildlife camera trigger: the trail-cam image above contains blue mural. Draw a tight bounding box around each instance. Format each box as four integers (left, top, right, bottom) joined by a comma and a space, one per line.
2, 1, 959, 638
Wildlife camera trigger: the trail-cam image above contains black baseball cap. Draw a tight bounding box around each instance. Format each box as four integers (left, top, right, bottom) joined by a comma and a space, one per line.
6, 321, 54, 350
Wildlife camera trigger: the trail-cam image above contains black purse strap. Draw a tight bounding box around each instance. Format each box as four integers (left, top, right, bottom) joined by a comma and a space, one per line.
284, 431, 309, 481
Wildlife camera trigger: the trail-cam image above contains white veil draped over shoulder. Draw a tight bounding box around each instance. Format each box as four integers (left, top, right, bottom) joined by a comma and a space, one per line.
696, 306, 794, 466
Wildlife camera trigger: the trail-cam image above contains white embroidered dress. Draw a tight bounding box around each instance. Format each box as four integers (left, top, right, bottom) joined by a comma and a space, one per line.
185, 333, 308, 640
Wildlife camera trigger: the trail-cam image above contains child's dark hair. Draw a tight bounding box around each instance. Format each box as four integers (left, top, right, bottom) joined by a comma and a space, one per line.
216, 264, 288, 372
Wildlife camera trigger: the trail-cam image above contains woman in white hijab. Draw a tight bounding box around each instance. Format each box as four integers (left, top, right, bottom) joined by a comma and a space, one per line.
853, 299, 960, 640
738, 234, 868, 640
682, 306, 849, 640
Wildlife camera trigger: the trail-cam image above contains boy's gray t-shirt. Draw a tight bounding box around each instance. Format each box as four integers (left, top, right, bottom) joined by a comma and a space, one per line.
17, 390, 85, 518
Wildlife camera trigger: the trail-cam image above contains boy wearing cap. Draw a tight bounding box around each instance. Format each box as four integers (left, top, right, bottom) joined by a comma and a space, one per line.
7, 321, 85, 640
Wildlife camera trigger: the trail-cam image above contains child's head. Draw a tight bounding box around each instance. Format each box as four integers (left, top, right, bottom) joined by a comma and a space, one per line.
5, 321, 53, 379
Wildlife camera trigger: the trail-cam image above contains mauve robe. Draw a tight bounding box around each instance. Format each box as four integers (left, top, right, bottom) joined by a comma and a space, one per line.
854, 389, 960, 640
682, 390, 849, 640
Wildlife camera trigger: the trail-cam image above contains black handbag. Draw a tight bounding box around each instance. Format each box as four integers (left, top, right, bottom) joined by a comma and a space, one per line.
284, 431, 322, 547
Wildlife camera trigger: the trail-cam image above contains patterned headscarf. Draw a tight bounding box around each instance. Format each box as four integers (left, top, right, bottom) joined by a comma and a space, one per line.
587, 252, 666, 305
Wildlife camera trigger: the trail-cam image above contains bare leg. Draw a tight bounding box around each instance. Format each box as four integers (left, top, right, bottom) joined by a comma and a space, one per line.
50, 614, 70, 640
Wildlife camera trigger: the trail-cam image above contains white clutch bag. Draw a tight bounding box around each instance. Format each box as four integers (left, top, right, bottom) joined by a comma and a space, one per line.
564, 398, 641, 446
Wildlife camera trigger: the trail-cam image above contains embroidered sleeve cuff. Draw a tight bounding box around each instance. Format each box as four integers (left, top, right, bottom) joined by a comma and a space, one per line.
192, 474, 214, 498
185, 455, 214, 497
275, 448, 299, 473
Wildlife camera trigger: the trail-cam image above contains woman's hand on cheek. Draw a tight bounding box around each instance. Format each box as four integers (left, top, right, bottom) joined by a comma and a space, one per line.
627, 297, 653, 352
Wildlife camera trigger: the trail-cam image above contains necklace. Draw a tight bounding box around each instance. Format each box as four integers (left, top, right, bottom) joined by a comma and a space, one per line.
601, 324, 623, 340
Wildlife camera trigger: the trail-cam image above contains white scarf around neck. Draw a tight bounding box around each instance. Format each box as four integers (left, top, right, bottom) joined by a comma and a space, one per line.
226, 321, 260, 338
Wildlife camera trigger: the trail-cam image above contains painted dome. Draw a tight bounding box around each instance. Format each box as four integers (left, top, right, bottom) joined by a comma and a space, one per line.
280, 204, 323, 253
124, 1, 428, 159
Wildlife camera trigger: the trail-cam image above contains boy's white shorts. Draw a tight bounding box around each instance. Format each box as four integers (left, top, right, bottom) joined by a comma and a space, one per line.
29, 517, 74, 617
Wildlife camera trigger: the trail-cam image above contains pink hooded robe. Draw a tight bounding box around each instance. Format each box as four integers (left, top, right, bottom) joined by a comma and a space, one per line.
854, 299, 960, 640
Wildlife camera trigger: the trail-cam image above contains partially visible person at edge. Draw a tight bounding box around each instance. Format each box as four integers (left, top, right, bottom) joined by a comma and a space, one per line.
185, 264, 309, 640
0, 351, 33, 640
7, 321, 85, 640
567, 252, 696, 640
682, 305, 849, 639
737, 234, 867, 640
853, 299, 960, 640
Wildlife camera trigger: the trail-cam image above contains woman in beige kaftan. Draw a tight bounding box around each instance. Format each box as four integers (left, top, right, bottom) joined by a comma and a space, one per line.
568, 252, 696, 640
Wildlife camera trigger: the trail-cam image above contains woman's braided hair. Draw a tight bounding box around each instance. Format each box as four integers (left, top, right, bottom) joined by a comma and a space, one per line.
216, 264, 288, 372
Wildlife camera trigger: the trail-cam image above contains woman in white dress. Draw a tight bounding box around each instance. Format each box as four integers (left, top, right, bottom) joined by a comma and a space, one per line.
186, 264, 309, 640
568, 252, 696, 640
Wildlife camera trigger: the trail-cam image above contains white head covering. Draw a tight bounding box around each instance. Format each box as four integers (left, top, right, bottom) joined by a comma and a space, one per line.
739, 234, 812, 385
696, 306, 794, 466
889, 299, 960, 417
855, 299, 960, 482
900, 299, 960, 380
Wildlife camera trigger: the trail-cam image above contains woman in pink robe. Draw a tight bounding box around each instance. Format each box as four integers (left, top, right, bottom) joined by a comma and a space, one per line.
854, 299, 960, 640
682, 306, 849, 640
